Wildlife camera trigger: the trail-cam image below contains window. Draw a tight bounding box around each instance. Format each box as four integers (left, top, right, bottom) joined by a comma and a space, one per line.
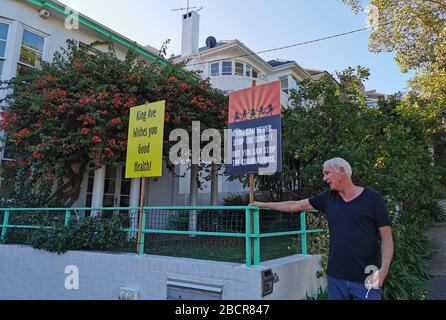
222, 61, 232, 75
280, 77, 289, 94
291, 76, 300, 91
0, 22, 9, 78
210, 62, 219, 76
245, 64, 252, 77
235, 62, 244, 76
17, 29, 45, 76
252, 68, 258, 79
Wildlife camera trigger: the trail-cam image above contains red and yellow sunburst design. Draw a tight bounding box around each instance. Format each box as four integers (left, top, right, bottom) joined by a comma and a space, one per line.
228, 81, 281, 124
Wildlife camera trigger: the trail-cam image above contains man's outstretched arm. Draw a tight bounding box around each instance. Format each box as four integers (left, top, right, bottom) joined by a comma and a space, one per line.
251, 199, 315, 213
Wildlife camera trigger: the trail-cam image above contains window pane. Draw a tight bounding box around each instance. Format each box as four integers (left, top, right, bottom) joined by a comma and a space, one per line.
0, 40, 6, 57
121, 181, 131, 195
235, 62, 244, 76
19, 46, 42, 67
222, 61, 232, 75
281, 78, 289, 94
2, 140, 15, 160
105, 165, 117, 179
245, 65, 252, 77
0, 60, 4, 76
87, 177, 94, 193
22, 30, 44, 52
0, 23, 8, 40
104, 179, 116, 194
252, 69, 258, 78
280, 78, 288, 90
16, 63, 33, 77
86, 194, 92, 208
211, 62, 219, 76
103, 194, 114, 207
119, 196, 130, 208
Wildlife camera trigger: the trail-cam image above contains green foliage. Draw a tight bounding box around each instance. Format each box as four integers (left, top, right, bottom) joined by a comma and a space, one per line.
341, 0, 446, 100
31, 214, 132, 255
306, 287, 329, 300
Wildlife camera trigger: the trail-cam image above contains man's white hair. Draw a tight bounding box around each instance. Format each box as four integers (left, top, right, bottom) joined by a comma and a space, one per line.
324, 158, 352, 178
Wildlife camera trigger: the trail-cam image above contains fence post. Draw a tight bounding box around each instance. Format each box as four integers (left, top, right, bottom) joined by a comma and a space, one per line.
245, 208, 252, 267
64, 210, 71, 227
138, 209, 146, 256
253, 207, 260, 265
300, 211, 307, 255
1, 210, 9, 242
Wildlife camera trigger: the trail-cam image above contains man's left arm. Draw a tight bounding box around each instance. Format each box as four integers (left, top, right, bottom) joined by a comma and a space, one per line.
377, 226, 394, 287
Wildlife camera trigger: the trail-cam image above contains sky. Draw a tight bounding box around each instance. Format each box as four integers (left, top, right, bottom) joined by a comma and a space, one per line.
61, 0, 413, 94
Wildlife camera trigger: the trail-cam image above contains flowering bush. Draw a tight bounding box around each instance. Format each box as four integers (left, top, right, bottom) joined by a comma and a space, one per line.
0, 40, 228, 206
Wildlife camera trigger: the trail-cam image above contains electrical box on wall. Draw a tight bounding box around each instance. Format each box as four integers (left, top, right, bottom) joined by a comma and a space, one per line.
166, 278, 223, 300
262, 269, 274, 297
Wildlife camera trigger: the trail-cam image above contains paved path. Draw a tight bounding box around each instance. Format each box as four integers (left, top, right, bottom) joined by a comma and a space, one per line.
426, 200, 446, 300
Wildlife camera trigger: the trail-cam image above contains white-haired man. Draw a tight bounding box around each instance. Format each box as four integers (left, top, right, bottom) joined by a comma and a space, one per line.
252, 158, 394, 300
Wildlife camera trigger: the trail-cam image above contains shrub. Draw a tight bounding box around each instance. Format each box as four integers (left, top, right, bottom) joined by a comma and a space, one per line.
31, 213, 133, 254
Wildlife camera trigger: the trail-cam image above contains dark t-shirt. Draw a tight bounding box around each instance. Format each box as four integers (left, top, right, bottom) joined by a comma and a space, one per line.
309, 187, 391, 282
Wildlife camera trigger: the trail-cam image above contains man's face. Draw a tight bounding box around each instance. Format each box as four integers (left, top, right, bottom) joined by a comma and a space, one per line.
323, 164, 344, 191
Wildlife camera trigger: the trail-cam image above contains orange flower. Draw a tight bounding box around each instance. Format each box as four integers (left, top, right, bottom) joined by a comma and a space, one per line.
92, 136, 102, 143
111, 118, 121, 125
167, 76, 177, 82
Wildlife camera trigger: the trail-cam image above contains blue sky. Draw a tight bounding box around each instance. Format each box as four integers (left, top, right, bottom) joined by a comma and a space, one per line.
62, 0, 412, 94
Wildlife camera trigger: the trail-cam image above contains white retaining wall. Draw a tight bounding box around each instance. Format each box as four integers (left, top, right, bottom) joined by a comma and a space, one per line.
0, 245, 326, 300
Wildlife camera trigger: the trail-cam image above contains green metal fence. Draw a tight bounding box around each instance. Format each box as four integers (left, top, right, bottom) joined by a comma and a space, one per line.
0, 206, 326, 266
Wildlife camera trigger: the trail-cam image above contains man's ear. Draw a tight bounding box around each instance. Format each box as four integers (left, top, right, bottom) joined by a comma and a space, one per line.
340, 167, 346, 175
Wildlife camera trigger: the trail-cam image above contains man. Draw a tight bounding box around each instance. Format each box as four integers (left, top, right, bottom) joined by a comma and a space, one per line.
252, 158, 394, 300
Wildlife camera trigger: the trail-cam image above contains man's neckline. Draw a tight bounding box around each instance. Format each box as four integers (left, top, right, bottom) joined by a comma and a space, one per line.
338, 187, 367, 203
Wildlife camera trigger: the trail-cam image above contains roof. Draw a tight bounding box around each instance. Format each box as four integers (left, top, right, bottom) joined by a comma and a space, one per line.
267, 59, 295, 68
304, 68, 327, 76
198, 41, 229, 53
23, 0, 169, 67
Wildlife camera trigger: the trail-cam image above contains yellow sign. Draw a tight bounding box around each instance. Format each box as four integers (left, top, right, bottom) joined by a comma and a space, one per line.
125, 101, 165, 178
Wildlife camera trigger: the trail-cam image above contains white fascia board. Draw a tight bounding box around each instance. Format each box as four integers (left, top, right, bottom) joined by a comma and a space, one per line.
269, 63, 313, 81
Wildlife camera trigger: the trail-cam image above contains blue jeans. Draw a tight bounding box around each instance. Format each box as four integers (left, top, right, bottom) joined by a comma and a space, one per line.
328, 276, 382, 300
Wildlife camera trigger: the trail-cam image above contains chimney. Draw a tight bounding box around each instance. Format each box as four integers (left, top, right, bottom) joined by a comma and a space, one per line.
181, 11, 200, 57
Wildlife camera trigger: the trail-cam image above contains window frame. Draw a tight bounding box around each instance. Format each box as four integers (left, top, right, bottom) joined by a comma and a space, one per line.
210, 62, 220, 76
17, 26, 48, 76
0, 21, 10, 79
252, 68, 258, 79
280, 77, 289, 95
245, 64, 252, 77
235, 61, 244, 76
222, 60, 233, 76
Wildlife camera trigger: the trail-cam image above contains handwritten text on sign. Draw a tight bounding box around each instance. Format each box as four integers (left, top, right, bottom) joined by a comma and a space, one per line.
125, 101, 165, 178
